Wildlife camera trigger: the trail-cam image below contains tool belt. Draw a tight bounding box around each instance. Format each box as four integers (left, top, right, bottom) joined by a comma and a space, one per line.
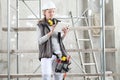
53, 32, 71, 73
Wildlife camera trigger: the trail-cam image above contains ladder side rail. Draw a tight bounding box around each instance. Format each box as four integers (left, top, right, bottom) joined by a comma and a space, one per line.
69, 11, 86, 72
85, 13, 100, 80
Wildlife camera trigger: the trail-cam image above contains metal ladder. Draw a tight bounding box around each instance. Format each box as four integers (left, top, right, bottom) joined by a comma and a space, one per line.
69, 11, 100, 80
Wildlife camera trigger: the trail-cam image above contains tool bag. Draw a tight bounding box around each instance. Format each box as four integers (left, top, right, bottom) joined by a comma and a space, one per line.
55, 56, 71, 73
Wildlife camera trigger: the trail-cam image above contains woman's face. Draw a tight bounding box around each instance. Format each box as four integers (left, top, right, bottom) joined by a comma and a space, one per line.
44, 8, 55, 19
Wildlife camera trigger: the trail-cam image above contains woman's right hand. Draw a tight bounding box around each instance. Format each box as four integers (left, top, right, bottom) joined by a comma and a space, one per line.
48, 24, 56, 36
51, 24, 56, 32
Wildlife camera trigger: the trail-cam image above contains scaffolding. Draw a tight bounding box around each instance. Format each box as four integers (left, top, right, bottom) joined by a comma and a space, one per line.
0, 0, 117, 80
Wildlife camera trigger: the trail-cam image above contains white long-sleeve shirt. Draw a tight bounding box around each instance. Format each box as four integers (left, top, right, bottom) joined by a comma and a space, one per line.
37, 26, 61, 54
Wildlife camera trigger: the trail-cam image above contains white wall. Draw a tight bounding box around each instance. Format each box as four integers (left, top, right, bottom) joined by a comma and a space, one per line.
0, 0, 2, 50
114, 0, 120, 80
0, 0, 118, 80
0, 0, 84, 80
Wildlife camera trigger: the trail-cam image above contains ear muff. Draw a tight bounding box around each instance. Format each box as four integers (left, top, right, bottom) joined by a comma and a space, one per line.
47, 18, 61, 26
48, 19, 53, 26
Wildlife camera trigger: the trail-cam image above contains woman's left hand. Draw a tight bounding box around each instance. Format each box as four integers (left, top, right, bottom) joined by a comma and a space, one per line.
62, 26, 69, 36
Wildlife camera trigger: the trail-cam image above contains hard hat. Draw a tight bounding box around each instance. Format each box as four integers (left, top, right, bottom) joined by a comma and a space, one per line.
42, 0, 56, 11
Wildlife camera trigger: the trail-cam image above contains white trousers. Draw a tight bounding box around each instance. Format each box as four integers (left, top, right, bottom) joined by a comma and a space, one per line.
41, 55, 63, 80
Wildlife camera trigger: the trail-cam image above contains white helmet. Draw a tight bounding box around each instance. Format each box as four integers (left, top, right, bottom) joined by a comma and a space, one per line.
42, 0, 56, 11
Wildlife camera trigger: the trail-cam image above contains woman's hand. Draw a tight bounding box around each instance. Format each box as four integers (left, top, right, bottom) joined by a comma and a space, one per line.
48, 24, 56, 36
62, 26, 69, 37
51, 24, 56, 32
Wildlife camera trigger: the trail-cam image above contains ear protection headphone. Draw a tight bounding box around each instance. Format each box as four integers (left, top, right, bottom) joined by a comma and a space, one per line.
48, 19, 54, 26
47, 18, 61, 26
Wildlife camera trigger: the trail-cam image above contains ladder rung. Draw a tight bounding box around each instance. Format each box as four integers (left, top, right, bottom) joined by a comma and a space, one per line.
87, 76, 99, 79
92, 35, 100, 37
78, 39, 90, 41
83, 63, 95, 66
